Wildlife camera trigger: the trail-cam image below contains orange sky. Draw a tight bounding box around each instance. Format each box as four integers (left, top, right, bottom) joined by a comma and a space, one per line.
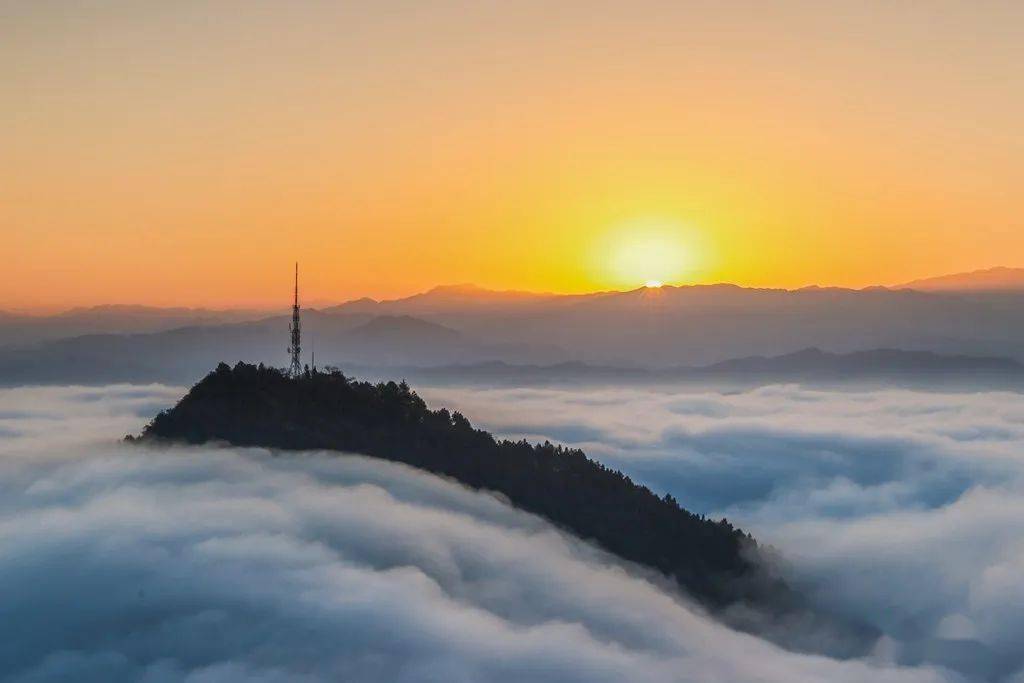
3, 1, 1023, 310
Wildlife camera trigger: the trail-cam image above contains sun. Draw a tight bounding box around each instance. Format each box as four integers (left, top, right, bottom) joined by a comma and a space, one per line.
596, 218, 697, 289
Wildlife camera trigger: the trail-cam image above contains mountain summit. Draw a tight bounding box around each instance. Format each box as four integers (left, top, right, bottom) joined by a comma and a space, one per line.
137, 362, 777, 608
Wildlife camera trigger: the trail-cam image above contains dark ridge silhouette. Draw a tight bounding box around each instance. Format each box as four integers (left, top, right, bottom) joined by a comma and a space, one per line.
136, 362, 781, 610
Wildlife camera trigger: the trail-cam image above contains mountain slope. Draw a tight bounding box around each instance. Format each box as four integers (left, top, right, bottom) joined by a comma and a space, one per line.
325, 283, 564, 316
137, 362, 780, 609
348, 315, 463, 344
897, 266, 1024, 292
0, 305, 267, 348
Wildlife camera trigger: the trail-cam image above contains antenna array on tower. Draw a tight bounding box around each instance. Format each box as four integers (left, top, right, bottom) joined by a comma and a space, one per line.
287, 262, 302, 377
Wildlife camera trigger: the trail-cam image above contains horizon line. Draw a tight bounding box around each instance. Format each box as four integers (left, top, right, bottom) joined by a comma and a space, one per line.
5, 265, 1024, 316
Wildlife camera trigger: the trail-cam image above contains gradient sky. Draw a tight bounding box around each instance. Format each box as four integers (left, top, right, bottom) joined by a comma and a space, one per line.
3, 1, 1023, 309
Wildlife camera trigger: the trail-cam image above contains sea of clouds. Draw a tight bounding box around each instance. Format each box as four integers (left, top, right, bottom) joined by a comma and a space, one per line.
424, 383, 1024, 681
0, 382, 1020, 681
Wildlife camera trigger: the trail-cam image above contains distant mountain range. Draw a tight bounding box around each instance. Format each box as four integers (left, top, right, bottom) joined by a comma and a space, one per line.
1, 333, 1019, 388
351, 348, 1024, 388
0, 310, 562, 386
319, 278, 1024, 367
0, 305, 268, 347
2, 267, 1024, 386
4, 266, 1022, 347
895, 266, 1024, 292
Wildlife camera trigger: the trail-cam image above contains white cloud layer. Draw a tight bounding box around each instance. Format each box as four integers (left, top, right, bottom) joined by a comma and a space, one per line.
423, 383, 1024, 681
0, 384, 962, 682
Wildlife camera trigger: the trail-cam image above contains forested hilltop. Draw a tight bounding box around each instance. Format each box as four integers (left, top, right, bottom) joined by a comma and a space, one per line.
136, 362, 782, 610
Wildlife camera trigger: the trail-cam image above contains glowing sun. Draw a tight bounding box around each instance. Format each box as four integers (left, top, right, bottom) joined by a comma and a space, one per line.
600, 219, 696, 289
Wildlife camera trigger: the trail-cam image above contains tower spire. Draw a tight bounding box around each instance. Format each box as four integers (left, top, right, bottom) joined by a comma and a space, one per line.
287, 262, 302, 377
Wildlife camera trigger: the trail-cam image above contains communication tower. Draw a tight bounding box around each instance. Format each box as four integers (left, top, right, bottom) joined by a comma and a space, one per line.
288, 262, 302, 377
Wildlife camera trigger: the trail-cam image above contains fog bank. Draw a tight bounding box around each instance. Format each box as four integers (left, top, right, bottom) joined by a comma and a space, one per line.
0, 385, 957, 682
422, 383, 1024, 680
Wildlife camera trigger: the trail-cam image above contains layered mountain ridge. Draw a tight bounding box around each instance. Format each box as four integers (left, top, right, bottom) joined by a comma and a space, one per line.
4, 268, 1024, 386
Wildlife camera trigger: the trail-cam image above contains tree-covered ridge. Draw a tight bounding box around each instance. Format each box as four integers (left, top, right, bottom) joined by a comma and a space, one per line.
137, 362, 779, 608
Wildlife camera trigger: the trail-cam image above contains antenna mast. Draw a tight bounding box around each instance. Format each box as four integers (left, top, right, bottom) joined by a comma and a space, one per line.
287, 262, 302, 377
